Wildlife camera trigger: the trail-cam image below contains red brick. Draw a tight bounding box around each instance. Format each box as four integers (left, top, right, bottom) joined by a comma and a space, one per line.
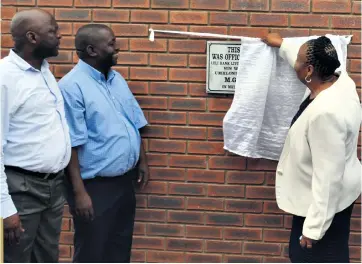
169, 126, 207, 140
350, 232, 362, 246
2, 0, 35, 5
350, 246, 362, 260
55, 9, 91, 21
169, 183, 206, 196
1, 35, 13, 48
247, 158, 278, 171
112, 24, 148, 37
59, 232, 74, 244
136, 96, 167, 110
141, 125, 167, 138
250, 13, 288, 26
149, 111, 187, 125
131, 250, 145, 262
54, 65, 73, 78
225, 255, 263, 263
147, 223, 184, 237
189, 55, 207, 68
210, 12, 248, 25
141, 181, 167, 195
312, 0, 352, 13
134, 222, 146, 235
205, 212, 243, 226
230, 27, 270, 38
148, 196, 185, 209
189, 26, 228, 37
187, 253, 223, 263
113, 66, 129, 79
351, 74, 361, 88
168, 211, 204, 224
209, 156, 246, 170
169, 40, 206, 53
291, 14, 329, 28
208, 98, 233, 112
93, 9, 129, 22
1, 6, 16, 19
146, 153, 168, 166
58, 23, 73, 36
189, 113, 224, 126
191, 0, 228, 9
264, 257, 290, 263
231, 0, 269, 11
1, 21, 11, 34
244, 242, 282, 256
224, 228, 263, 241
332, 16, 361, 29
272, 0, 310, 12
150, 167, 185, 181
352, 204, 361, 217
264, 229, 290, 242
147, 251, 184, 263
167, 238, 203, 252
74, 0, 111, 7
207, 185, 245, 198
129, 81, 148, 95
351, 217, 361, 231
188, 141, 224, 155
348, 45, 362, 59
226, 171, 265, 184
245, 214, 283, 227
225, 200, 263, 213
149, 139, 186, 153
130, 39, 167, 52
150, 82, 188, 95
246, 186, 275, 199
263, 201, 285, 214
353, 1, 361, 14
169, 69, 206, 82
187, 169, 225, 183
131, 10, 168, 23
187, 197, 224, 211
113, 0, 150, 8
206, 240, 241, 254
152, 0, 188, 9
1, 49, 10, 59
59, 245, 71, 258
61, 218, 70, 231
350, 59, 361, 73
284, 215, 293, 229
207, 127, 223, 141
150, 54, 187, 67
271, 28, 310, 37
189, 83, 208, 97
170, 11, 208, 24
136, 195, 147, 208
133, 237, 165, 250
186, 226, 222, 239
169, 98, 206, 111
130, 67, 167, 81
169, 155, 207, 168
48, 51, 73, 64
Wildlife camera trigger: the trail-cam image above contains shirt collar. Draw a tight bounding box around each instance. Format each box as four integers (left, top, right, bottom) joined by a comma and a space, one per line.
77, 59, 116, 83
8, 49, 50, 72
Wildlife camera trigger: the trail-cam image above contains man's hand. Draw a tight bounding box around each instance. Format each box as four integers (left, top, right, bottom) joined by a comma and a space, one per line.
262, 33, 283, 48
137, 160, 149, 190
4, 213, 24, 245
74, 191, 94, 222
300, 235, 317, 249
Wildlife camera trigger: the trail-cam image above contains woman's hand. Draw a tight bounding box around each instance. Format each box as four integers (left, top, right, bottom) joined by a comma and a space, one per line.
300, 235, 317, 249
262, 33, 283, 48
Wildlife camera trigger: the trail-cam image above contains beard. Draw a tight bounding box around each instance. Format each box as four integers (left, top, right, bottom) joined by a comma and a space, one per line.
100, 52, 118, 68
33, 40, 59, 59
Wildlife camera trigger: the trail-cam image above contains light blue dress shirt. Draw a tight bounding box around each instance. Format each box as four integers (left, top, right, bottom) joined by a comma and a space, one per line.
59, 60, 147, 180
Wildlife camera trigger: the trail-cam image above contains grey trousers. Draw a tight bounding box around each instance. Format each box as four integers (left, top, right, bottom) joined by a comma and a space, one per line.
4, 167, 65, 263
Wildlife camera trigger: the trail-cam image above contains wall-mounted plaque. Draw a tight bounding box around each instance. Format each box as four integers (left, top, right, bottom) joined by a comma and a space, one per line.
206, 41, 241, 94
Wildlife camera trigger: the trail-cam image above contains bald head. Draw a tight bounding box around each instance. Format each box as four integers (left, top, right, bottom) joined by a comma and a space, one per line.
10, 9, 55, 50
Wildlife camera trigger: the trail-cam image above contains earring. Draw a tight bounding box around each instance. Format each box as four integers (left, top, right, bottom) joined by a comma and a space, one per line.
305, 76, 312, 83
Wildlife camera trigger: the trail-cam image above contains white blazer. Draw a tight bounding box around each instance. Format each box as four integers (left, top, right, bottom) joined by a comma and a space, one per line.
275, 40, 362, 240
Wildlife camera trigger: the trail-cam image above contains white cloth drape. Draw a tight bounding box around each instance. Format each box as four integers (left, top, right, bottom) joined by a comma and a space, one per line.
223, 35, 351, 160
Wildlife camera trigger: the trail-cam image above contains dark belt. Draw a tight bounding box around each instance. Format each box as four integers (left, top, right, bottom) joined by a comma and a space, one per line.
5, 166, 61, 180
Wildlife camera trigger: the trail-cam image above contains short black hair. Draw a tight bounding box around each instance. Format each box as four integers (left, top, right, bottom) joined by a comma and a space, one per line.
305, 36, 341, 80
75, 24, 111, 59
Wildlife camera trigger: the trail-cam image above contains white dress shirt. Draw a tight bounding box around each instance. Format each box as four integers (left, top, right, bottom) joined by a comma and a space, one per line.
276, 40, 361, 240
0, 50, 71, 218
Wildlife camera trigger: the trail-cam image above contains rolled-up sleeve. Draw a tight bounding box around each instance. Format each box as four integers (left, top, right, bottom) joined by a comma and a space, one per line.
303, 112, 346, 240
131, 98, 148, 130
59, 83, 88, 147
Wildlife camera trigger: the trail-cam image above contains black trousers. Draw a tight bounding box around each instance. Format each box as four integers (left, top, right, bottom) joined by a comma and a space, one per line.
4, 168, 65, 263
65, 171, 136, 263
289, 203, 354, 263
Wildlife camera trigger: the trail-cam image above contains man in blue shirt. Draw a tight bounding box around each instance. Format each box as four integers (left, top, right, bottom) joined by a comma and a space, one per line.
59, 24, 149, 263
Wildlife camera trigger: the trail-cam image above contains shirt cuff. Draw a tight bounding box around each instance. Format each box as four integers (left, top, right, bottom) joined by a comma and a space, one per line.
1, 198, 17, 219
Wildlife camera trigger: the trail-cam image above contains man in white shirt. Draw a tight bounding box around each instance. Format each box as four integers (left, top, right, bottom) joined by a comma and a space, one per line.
0, 9, 71, 262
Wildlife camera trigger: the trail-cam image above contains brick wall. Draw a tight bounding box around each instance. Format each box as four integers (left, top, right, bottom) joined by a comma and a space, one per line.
1, 0, 361, 262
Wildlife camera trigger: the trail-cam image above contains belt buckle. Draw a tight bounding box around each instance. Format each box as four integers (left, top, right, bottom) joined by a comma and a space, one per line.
44, 173, 51, 180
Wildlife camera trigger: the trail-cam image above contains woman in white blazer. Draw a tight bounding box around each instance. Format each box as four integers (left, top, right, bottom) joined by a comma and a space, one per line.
263, 33, 361, 263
